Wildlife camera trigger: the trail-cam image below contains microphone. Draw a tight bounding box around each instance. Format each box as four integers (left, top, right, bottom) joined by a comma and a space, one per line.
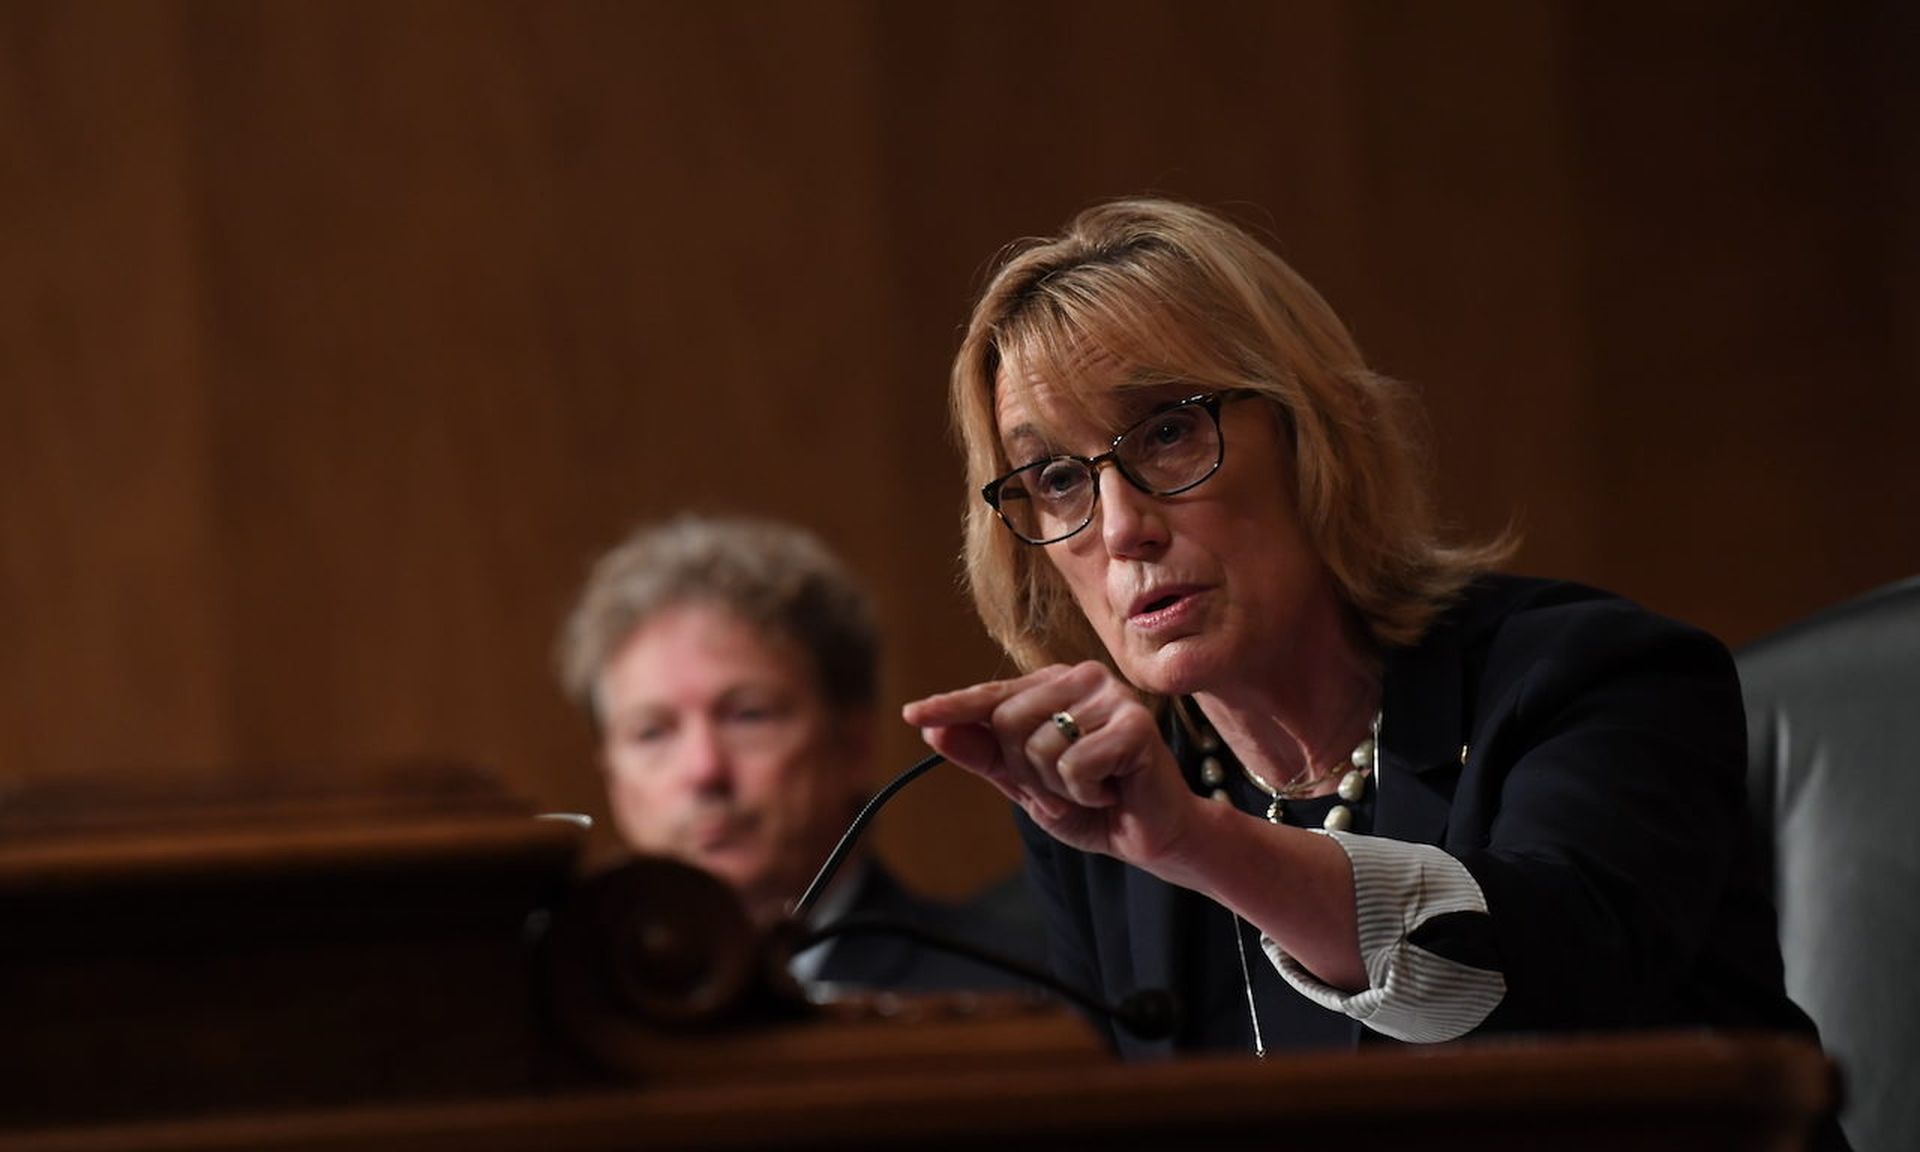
539, 747, 1180, 1064
787, 751, 1178, 1042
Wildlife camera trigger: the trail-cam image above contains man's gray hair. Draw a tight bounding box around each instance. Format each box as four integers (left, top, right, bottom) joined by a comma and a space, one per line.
557, 514, 879, 724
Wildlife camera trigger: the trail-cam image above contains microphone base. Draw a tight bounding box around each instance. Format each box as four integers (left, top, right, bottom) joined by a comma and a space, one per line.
537, 856, 1104, 1084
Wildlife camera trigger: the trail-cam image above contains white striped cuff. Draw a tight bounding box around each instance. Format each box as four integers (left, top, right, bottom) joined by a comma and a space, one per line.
1262, 831, 1506, 1042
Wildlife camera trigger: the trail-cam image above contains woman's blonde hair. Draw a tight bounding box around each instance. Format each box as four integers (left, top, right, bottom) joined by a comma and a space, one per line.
951, 197, 1514, 674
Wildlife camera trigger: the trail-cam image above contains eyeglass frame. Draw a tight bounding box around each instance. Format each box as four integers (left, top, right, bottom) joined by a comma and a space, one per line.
980, 388, 1262, 545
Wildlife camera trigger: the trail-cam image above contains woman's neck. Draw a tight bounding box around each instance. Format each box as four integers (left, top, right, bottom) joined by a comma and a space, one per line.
1190, 598, 1379, 793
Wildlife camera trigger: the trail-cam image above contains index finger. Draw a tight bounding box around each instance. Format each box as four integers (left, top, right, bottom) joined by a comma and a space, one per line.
900, 666, 1069, 727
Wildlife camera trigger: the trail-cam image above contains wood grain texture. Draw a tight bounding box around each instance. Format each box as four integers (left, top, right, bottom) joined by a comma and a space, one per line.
2, 0, 1914, 898
0, 1031, 1836, 1151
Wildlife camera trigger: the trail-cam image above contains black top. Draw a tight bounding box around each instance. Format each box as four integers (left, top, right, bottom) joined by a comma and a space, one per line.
1190, 780, 1370, 1053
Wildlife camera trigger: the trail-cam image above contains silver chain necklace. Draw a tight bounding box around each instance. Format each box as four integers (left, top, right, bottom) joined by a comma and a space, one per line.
1189, 704, 1382, 1057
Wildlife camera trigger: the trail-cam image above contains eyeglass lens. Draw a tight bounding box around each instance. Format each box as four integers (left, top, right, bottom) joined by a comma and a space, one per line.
995, 399, 1223, 544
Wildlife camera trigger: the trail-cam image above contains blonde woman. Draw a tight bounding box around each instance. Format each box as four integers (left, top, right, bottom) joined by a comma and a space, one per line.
905, 199, 1820, 1061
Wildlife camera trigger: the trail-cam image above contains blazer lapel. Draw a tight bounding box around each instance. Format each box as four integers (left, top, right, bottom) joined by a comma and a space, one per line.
1374, 616, 1468, 848
1122, 864, 1181, 1058
1096, 705, 1215, 1057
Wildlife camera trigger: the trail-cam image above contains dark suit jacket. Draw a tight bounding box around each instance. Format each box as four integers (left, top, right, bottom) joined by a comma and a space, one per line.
813, 862, 1050, 993
1020, 575, 1819, 1059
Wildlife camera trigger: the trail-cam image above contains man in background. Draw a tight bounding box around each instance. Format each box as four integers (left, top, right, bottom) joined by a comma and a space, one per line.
557, 513, 1042, 994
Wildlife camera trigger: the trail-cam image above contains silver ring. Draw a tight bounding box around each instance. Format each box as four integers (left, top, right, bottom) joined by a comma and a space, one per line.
1051, 710, 1083, 744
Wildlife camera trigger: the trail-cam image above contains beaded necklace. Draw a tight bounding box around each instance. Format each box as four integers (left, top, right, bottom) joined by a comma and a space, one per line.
1182, 699, 1382, 1056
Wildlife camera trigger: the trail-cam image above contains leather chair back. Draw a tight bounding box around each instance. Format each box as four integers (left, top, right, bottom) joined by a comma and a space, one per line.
1739, 576, 1920, 1152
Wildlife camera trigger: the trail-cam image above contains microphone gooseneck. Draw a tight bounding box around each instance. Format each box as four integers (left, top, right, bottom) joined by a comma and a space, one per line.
787, 744, 1183, 1044
791, 752, 945, 919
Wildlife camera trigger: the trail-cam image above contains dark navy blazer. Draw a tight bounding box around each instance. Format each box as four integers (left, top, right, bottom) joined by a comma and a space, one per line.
1019, 576, 1818, 1058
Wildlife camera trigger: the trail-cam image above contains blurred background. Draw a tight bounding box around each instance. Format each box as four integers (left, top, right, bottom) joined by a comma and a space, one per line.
3, 0, 1915, 897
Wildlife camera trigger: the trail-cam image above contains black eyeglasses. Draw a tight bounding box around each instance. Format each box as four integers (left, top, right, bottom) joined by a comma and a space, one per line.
981, 389, 1259, 545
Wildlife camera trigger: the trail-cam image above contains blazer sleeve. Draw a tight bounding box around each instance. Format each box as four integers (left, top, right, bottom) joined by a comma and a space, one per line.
1451, 597, 1754, 1031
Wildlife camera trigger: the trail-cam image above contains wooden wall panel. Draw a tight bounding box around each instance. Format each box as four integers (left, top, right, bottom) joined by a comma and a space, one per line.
1564, 2, 1920, 641
1340, 2, 1599, 577
1, 0, 1913, 897
0, 3, 230, 778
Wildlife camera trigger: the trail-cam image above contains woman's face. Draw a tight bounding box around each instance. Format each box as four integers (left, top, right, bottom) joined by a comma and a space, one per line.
994, 354, 1338, 699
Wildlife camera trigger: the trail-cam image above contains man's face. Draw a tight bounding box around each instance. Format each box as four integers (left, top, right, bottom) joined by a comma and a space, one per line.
595, 602, 868, 920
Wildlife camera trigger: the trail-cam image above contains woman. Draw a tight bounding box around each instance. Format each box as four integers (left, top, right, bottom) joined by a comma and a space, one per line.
902, 198, 1817, 1057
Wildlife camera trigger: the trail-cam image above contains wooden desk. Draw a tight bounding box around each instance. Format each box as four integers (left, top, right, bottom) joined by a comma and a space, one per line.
0, 770, 1837, 1151
4, 1031, 1834, 1152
